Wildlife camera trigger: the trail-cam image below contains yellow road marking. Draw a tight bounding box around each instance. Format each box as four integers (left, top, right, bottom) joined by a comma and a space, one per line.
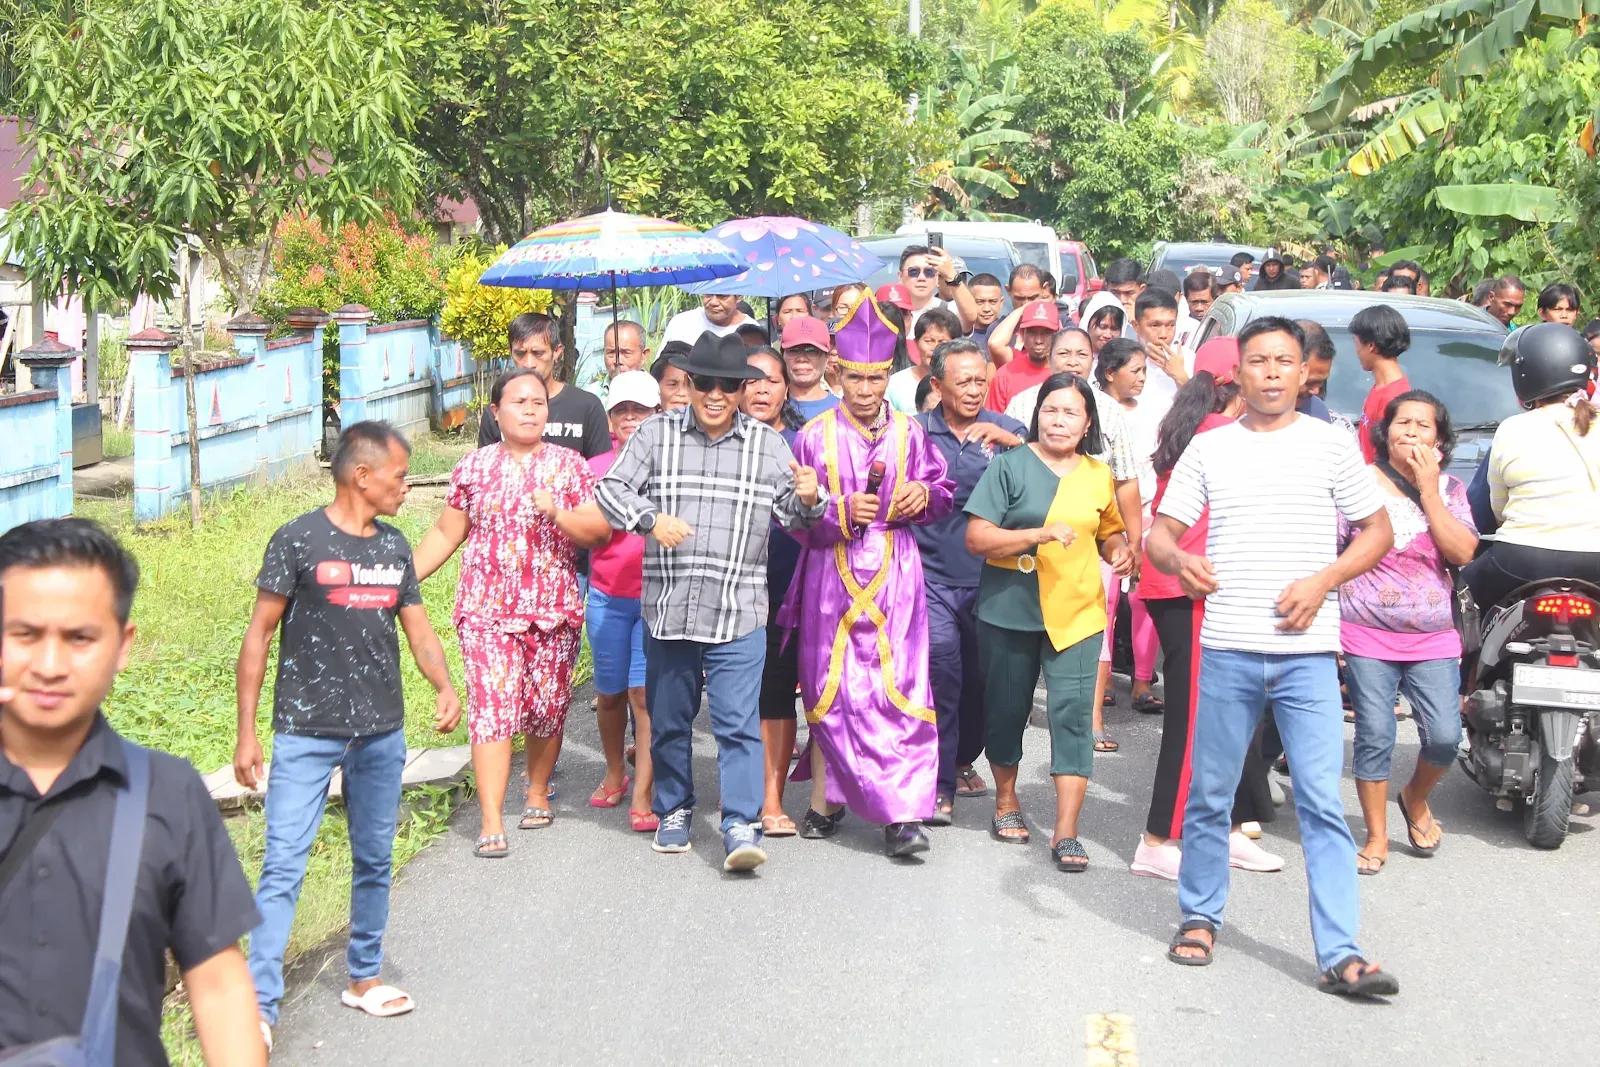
1084, 1013, 1139, 1067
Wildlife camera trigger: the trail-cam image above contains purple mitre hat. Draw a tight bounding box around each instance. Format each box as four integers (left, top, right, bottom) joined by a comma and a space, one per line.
832, 291, 899, 373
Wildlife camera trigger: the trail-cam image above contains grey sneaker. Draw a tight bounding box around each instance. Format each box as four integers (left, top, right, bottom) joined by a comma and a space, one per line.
652, 807, 693, 853
722, 823, 768, 872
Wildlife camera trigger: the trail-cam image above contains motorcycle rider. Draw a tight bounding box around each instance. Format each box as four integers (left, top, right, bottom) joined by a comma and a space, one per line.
1462, 323, 1600, 611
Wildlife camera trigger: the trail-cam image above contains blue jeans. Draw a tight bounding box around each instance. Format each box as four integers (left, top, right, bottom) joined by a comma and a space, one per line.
1345, 655, 1462, 781
644, 627, 765, 832
587, 586, 646, 695
249, 728, 407, 1024
1179, 649, 1361, 972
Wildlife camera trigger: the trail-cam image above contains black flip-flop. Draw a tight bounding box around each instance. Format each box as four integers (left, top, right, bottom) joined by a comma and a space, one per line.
956, 768, 988, 798
473, 833, 509, 858
1320, 956, 1400, 997
1166, 919, 1216, 967
1132, 693, 1165, 715
924, 794, 954, 827
991, 810, 1030, 844
1052, 837, 1089, 872
1395, 793, 1440, 856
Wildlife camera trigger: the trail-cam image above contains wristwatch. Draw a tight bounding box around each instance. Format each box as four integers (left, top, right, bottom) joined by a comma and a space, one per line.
636, 511, 658, 534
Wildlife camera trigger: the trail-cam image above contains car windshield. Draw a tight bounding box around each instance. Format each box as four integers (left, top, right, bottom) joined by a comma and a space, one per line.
1166, 247, 1250, 273
1011, 241, 1052, 274
1322, 328, 1519, 427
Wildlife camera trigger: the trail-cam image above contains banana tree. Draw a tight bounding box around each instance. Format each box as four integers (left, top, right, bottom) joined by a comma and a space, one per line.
1304, 0, 1600, 131
1345, 89, 1455, 176
921, 54, 1031, 220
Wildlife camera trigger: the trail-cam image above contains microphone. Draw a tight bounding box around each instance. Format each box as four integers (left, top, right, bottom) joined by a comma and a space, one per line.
864, 460, 886, 497
857, 460, 886, 536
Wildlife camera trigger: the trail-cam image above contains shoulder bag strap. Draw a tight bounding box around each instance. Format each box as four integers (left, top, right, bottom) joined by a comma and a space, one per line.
78, 740, 151, 1066
1550, 416, 1600, 492
0, 799, 68, 898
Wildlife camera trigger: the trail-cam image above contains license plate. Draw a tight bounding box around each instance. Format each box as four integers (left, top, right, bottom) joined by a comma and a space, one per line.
1513, 664, 1600, 710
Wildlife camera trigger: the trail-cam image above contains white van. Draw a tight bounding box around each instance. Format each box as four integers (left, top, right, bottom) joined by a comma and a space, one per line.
896, 220, 1061, 288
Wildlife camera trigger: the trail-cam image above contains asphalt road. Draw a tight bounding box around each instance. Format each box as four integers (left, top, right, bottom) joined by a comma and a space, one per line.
272, 678, 1599, 1066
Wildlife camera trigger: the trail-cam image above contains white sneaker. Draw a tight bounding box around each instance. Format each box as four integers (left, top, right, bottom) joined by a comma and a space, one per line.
1130, 838, 1182, 880
1229, 831, 1285, 872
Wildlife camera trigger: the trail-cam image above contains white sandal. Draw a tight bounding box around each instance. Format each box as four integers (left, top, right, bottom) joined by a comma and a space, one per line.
339, 984, 415, 1018
259, 1019, 273, 1052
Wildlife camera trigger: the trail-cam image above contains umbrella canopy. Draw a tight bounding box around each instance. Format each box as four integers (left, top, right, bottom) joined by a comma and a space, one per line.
680, 216, 884, 298
477, 209, 743, 290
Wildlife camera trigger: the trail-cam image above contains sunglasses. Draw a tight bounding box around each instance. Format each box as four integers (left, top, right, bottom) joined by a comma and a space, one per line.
690, 375, 746, 394
904, 267, 939, 279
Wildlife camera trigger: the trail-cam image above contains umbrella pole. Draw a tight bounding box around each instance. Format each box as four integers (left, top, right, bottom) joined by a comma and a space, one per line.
611, 271, 621, 353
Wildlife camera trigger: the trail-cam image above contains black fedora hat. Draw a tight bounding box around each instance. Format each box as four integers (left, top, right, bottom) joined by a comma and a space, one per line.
670, 330, 766, 379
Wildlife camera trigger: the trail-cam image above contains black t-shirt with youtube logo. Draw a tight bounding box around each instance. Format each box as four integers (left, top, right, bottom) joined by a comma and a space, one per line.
255, 508, 423, 737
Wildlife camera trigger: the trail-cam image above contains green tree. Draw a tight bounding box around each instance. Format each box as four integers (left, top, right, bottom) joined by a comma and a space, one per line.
919, 51, 1031, 220
1, 0, 422, 311
387, 0, 922, 243
1009, 0, 1192, 256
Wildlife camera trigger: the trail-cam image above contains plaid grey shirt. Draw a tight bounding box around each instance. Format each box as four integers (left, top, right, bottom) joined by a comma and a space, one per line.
594, 407, 828, 644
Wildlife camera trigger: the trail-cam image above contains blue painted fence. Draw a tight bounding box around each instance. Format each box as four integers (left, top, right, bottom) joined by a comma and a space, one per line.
336, 305, 488, 436
0, 342, 75, 535
132, 314, 324, 524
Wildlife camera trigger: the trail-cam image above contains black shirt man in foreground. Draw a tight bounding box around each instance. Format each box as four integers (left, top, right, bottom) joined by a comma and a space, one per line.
0, 518, 264, 1065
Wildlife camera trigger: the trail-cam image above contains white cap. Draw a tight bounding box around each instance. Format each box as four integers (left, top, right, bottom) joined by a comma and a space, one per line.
604, 370, 661, 412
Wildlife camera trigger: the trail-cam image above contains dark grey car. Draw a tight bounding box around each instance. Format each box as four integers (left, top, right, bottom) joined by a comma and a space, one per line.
1191, 290, 1515, 476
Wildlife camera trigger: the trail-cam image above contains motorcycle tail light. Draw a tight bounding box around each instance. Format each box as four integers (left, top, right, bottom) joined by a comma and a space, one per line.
1533, 594, 1597, 625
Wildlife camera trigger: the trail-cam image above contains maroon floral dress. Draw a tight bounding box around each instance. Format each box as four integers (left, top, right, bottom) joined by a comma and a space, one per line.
446, 443, 596, 742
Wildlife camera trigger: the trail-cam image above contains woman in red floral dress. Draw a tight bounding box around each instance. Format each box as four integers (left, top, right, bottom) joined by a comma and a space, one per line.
415, 369, 611, 858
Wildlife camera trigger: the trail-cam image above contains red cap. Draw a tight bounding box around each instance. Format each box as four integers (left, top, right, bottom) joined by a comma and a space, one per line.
875, 283, 913, 312
1193, 337, 1240, 385
1018, 300, 1061, 332
780, 315, 831, 353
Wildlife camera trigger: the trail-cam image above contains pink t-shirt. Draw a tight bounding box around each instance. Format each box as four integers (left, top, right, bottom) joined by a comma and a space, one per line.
586, 450, 644, 600
1337, 473, 1475, 661
1139, 414, 1234, 602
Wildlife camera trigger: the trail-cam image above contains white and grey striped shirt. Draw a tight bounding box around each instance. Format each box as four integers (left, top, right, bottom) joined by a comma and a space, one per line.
1158, 415, 1383, 654
594, 408, 828, 644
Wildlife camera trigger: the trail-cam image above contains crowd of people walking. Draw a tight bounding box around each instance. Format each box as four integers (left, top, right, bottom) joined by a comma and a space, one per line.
2, 248, 1598, 1060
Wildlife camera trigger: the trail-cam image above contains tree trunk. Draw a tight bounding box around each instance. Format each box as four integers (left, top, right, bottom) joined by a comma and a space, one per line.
177, 248, 202, 528
557, 294, 578, 384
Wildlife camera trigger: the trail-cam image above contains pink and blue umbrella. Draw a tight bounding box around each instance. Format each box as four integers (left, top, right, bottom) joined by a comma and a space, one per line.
680, 216, 884, 298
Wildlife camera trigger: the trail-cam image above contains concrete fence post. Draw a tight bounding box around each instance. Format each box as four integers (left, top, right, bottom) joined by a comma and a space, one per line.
127, 328, 180, 525
224, 312, 272, 478
16, 339, 78, 519
334, 304, 374, 429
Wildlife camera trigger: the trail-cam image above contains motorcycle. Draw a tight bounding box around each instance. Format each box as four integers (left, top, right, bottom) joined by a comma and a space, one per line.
1460, 577, 1600, 848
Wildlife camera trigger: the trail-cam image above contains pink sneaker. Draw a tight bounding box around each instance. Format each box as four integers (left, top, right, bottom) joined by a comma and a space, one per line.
1130, 838, 1182, 880
1229, 831, 1285, 872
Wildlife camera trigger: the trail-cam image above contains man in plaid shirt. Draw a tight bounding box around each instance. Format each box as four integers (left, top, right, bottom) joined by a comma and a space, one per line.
595, 332, 827, 871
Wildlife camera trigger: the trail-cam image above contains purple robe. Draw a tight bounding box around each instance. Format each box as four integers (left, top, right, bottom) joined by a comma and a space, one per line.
779, 405, 955, 823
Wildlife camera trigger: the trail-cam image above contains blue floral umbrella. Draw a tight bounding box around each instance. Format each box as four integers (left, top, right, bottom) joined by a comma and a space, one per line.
680, 216, 884, 298
478, 209, 744, 335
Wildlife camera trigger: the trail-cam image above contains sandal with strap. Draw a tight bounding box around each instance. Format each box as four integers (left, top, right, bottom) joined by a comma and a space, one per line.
1167, 919, 1217, 967
923, 794, 954, 827
1356, 850, 1386, 876
628, 809, 659, 833
518, 807, 553, 830
1094, 731, 1120, 753
1052, 837, 1089, 872
955, 767, 988, 798
761, 813, 798, 837
473, 833, 509, 858
991, 810, 1030, 844
1132, 693, 1165, 715
1320, 955, 1400, 997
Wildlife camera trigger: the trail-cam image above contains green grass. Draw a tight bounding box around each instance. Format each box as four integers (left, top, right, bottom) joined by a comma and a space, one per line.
103, 424, 133, 459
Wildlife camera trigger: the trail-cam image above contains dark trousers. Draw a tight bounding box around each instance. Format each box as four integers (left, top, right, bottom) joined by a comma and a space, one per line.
644, 628, 766, 832
1145, 597, 1273, 839
927, 581, 986, 796
1463, 541, 1600, 613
